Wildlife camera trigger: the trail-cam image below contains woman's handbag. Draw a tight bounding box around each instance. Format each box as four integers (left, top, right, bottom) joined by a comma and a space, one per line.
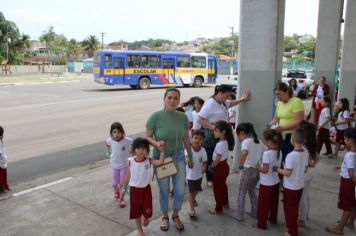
156, 157, 178, 179
155, 114, 179, 180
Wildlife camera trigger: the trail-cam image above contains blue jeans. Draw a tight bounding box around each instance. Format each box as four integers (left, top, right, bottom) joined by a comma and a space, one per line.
154, 150, 186, 212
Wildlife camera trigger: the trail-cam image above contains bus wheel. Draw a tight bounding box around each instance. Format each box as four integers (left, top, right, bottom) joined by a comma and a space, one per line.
130, 85, 137, 89
138, 77, 151, 89
193, 76, 203, 87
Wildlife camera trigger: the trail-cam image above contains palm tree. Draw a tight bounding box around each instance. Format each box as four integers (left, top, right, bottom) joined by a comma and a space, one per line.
39, 26, 56, 49
66, 38, 80, 59
82, 35, 99, 58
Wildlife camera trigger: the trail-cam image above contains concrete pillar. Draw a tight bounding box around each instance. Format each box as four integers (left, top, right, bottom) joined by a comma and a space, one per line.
232, 0, 285, 172
314, 0, 344, 102
339, 0, 356, 106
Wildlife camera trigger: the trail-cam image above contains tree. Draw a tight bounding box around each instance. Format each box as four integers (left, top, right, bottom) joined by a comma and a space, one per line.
82, 35, 99, 57
66, 38, 80, 59
39, 26, 56, 49
284, 36, 298, 52
0, 12, 21, 63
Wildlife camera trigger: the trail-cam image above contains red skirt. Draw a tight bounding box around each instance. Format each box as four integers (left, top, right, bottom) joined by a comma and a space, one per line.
338, 177, 356, 211
129, 184, 153, 219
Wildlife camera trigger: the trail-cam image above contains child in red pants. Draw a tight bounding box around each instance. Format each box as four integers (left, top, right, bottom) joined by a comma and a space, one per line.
278, 128, 309, 236
0, 126, 10, 193
325, 127, 356, 235
122, 138, 165, 236
255, 129, 282, 229
208, 120, 234, 214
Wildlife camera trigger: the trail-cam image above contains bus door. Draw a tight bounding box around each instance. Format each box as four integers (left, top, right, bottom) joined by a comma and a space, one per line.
208, 57, 217, 84
113, 57, 125, 84
162, 58, 176, 85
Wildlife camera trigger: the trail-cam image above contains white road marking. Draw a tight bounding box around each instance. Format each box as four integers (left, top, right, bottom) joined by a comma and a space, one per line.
12, 177, 73, 197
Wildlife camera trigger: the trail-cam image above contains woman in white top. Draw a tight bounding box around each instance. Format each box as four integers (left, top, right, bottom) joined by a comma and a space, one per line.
198, 84, 251, 185
289, 78, 304, 97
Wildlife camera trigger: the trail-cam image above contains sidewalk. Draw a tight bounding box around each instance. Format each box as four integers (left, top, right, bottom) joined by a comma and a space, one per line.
0, 73, 90, 85
0, 151, 355, 236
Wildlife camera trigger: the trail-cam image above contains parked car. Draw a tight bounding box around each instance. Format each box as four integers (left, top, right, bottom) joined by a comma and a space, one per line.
281, 69, 314, 89
224, 74, 238, 91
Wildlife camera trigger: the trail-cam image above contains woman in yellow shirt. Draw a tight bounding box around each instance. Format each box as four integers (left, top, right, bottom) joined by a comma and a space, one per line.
270, 83, 305, 161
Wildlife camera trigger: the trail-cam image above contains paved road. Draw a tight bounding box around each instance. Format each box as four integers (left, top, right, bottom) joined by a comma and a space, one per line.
0, 77, 217, 184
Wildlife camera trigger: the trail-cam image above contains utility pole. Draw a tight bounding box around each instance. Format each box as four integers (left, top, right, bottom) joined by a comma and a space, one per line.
99, 32, 106, 49
228, 26, 236, 74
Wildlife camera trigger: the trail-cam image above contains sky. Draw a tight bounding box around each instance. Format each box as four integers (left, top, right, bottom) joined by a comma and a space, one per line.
2, 0, 319, 43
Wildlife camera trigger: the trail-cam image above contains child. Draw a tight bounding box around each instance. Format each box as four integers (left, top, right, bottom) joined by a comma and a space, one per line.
325, 127, 356, 235
332, 98, 351, 158
299, 120, 319, 227
186, 129, 207, 220
181, 97, 197, 130
0, 126, 10, 192
122, 137, 165, 236
191, 97, 205, 133
232, 122, 266, 221
228, 94, 237, 129
105, 122, 133, 208
254, 129, 282, 229
317, 96, 332, 156
208, 120, 234, 214
278, 128, 309, 236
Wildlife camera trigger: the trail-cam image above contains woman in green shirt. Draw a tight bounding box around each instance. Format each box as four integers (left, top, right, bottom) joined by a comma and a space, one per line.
270, 83, 305, 161
146, 88, 193, 232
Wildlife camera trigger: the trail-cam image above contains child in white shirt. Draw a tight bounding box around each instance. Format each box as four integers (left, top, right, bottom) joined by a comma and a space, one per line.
105, 122, 133, 208
186, 129, 207, 219
232, 122, 266, 221
279, 128, 309, 236
0, 126, 10, 192
208, 120, 235, 214
255, 129, 282, 230
122, 137, 165, 236
325, 127, 356, 235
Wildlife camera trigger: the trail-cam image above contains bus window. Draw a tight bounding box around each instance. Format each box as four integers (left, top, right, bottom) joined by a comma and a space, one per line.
127, 55, 141, 67
141, 55, 161, 68
104, 54, 112, 68
191, 56, 206, 68
177, 56, 190, 68
114, 57, 124, 69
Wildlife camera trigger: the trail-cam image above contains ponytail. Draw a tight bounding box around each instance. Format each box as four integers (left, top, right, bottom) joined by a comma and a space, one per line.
215, 120, 235, 151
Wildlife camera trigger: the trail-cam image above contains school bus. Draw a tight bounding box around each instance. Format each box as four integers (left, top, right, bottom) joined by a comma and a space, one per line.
93, 50, 217, 89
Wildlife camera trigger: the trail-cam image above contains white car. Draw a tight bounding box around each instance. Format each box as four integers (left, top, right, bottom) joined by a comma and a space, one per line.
281, 70, 314, 88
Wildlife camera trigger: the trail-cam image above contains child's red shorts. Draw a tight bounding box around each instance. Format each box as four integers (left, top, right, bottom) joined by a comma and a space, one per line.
129, 184, 153, 219
338, 177, 356, 211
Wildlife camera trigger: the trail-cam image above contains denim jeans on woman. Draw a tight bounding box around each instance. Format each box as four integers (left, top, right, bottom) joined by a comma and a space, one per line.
154, 149, 186, 212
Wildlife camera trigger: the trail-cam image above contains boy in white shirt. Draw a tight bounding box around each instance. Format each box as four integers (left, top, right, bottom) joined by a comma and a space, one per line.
186, 130, 207, 220
325, 127, 356, 235
279, 128, 308, 236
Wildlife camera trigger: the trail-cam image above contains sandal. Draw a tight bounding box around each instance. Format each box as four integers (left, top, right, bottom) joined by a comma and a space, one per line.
160, 217, 169, 231
189, 212, 198, 221
172, 215, 184, 231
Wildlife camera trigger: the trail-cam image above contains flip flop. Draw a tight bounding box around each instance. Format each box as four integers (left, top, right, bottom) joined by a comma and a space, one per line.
325, 226, 344, 235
